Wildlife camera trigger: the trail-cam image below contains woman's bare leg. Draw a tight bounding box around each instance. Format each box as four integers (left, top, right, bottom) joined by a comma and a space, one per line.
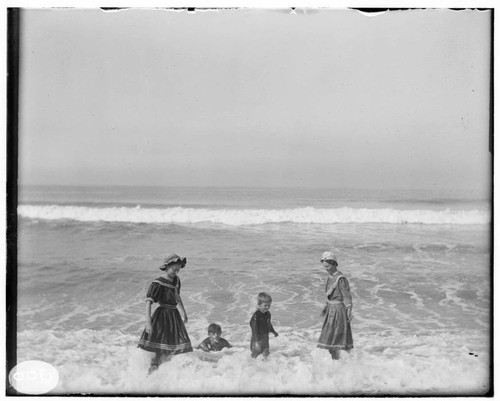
148, 352, 161, 375
329, 349, 340, 360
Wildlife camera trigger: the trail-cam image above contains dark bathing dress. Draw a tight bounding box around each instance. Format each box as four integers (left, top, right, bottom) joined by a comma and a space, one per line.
317, 270, 354, 351
138, 276, 193, 355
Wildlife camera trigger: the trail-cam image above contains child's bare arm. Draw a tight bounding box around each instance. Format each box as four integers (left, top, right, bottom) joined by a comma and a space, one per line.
268, 314, 278, 336
250, 313, 258, 336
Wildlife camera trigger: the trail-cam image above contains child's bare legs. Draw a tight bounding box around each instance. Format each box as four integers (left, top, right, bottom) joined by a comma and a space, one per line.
251, 341, 271, 359
251, 341, 262, 358
251, 350, 270, 359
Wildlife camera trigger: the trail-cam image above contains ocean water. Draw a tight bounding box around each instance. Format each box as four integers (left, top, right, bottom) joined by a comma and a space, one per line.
15, 185, 491, 395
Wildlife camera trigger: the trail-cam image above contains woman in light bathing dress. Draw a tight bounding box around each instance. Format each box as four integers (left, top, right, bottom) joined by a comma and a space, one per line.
317, 251, 353, 360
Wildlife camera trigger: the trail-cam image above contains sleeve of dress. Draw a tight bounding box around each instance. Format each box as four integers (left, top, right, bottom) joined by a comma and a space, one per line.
222, 338, 232, 348
145, 282, 161, 304
338, 277, 352, 308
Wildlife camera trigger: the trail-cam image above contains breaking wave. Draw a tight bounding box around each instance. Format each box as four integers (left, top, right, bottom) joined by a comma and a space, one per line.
18, 205, 490, 226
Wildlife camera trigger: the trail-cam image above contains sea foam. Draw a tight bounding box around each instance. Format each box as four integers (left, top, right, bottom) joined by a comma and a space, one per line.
18, 205, 490, 225
16, 328, 489, 395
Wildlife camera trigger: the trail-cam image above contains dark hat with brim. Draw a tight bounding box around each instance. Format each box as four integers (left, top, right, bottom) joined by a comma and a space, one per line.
159, 253, 187, 270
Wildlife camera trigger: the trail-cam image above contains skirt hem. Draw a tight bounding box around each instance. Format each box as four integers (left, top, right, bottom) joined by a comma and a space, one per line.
138, 342, 193, 354
317, 344, 353, 350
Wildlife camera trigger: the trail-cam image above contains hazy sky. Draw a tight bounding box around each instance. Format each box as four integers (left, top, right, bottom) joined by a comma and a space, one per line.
18, 8, 491, 192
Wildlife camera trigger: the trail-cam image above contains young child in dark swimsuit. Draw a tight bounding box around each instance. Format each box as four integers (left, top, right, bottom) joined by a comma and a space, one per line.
249, 292, 279, 359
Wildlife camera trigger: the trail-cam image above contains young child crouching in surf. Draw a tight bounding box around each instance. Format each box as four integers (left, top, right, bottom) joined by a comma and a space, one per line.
198, 323, 232, 352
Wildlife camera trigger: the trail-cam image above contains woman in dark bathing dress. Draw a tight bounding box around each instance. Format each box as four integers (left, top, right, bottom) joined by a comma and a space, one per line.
138, 254, 192, 372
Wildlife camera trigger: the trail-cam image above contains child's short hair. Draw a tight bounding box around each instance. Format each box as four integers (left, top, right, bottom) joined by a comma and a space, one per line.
257, 292, 272, 305
207, 323, 222, 334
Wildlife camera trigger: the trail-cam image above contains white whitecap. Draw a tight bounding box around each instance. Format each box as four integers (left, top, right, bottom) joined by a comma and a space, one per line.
18, 205, 490, 226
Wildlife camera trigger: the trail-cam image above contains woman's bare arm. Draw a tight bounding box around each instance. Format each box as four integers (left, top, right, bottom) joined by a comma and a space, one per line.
145, 300, 152, 333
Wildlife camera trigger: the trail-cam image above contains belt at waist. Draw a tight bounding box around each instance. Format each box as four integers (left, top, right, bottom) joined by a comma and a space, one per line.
326, 299, 344, 305
158, 303, 177, 309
